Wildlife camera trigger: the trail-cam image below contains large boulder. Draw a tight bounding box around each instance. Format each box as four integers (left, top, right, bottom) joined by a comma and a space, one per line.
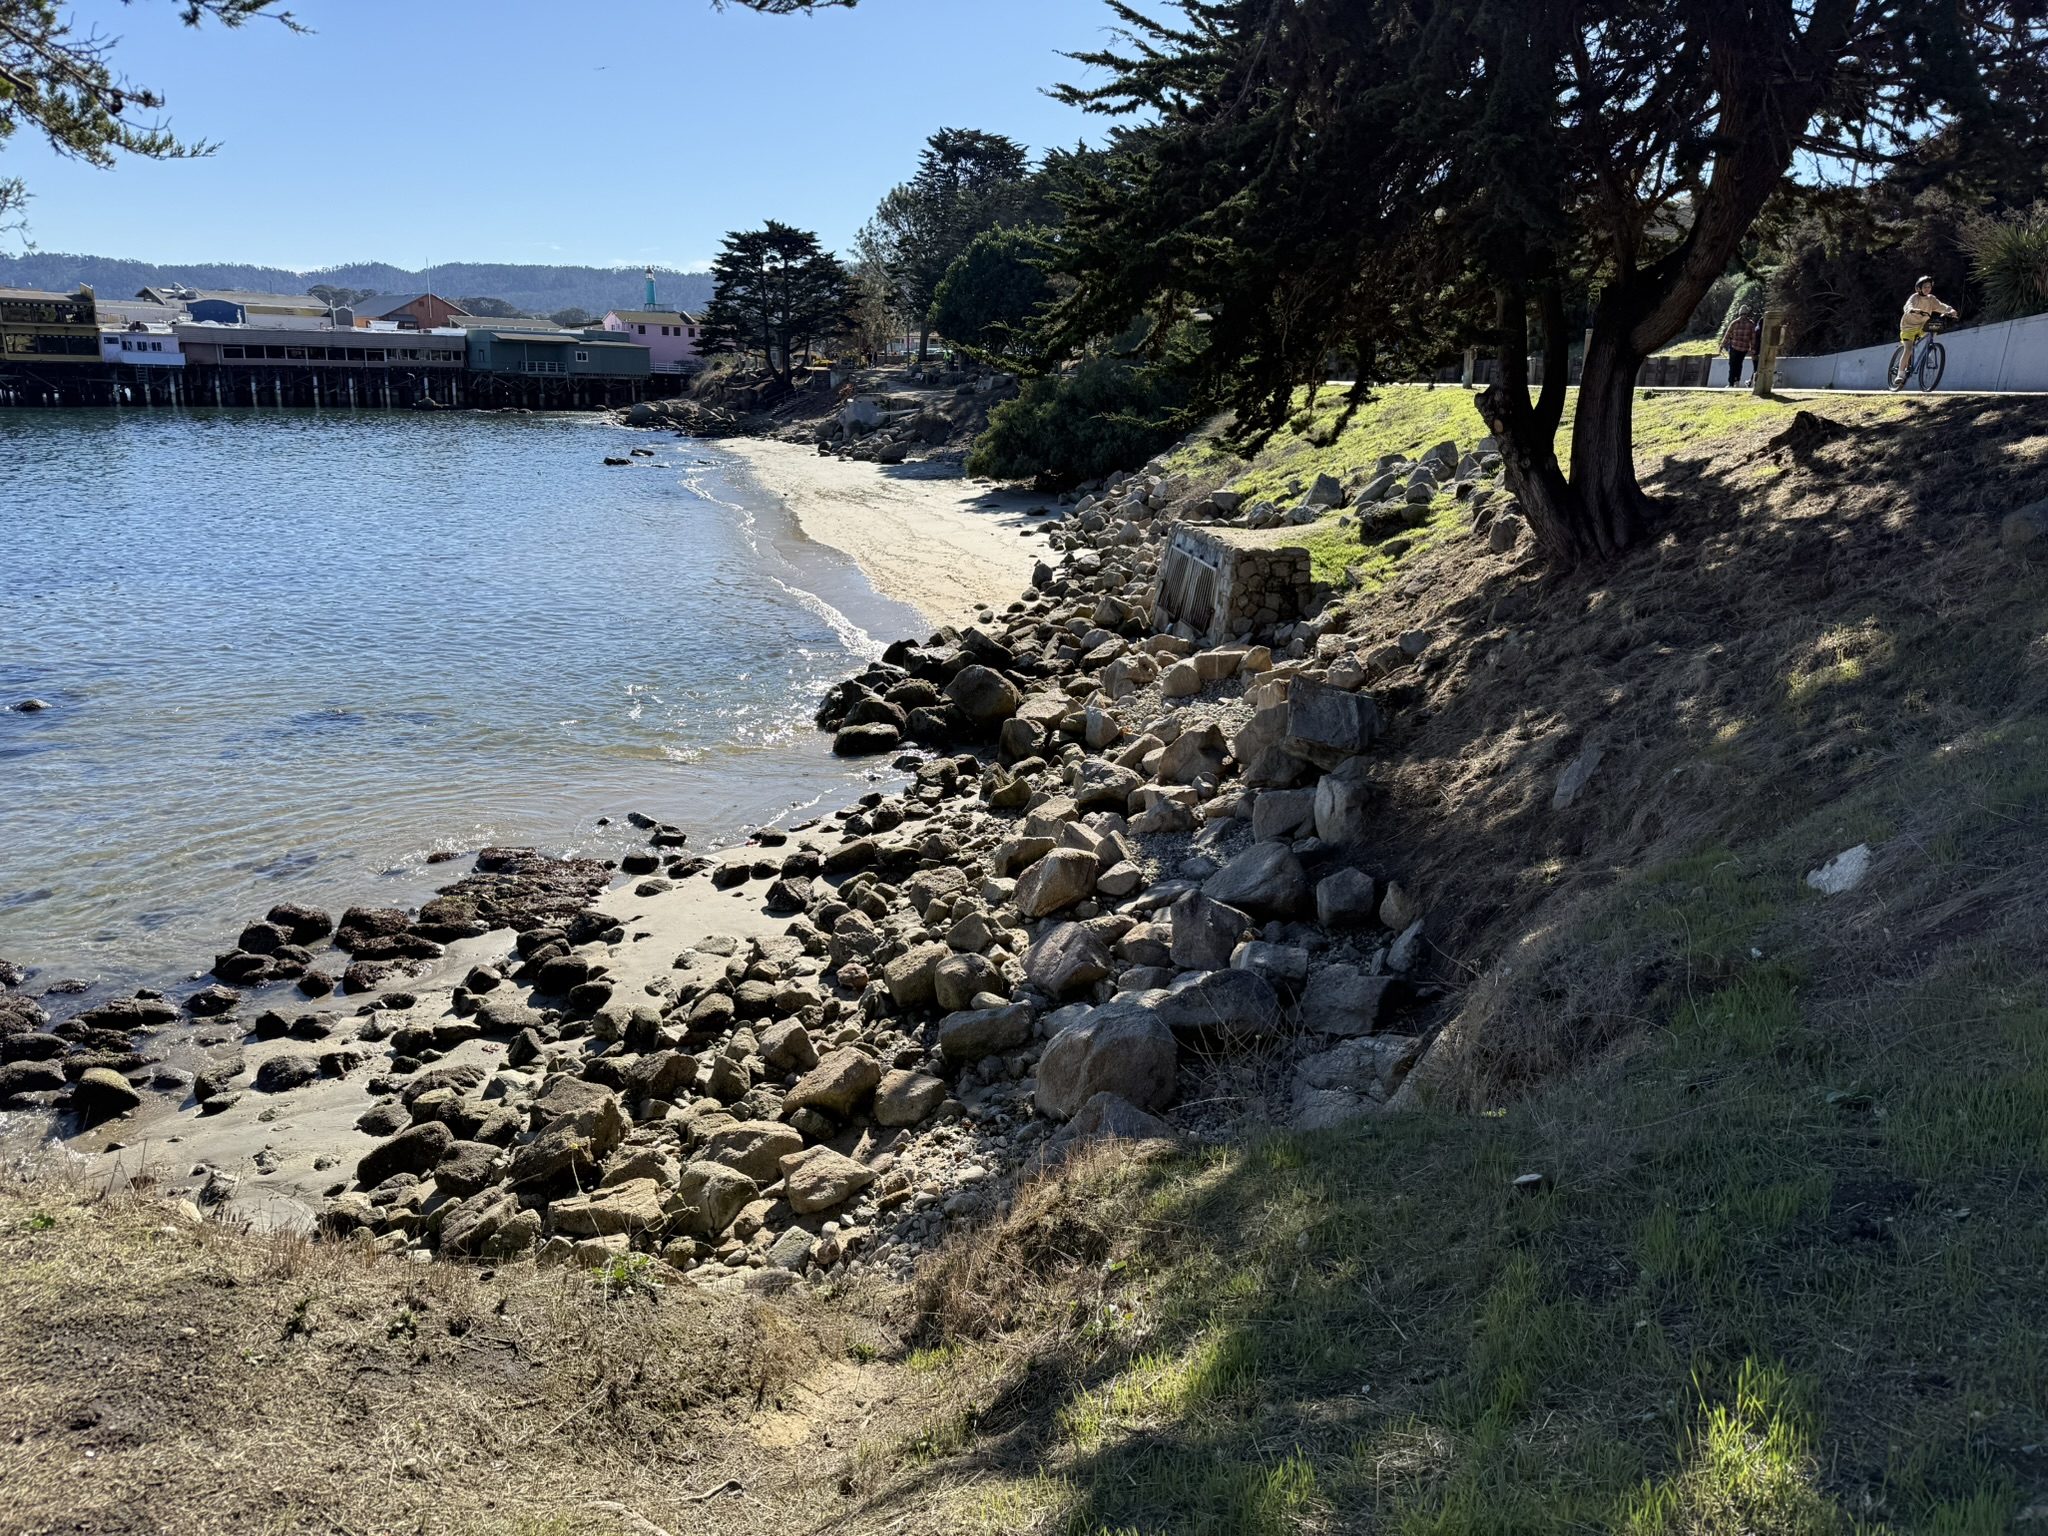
439, 1190, 521, 1257
0, 1060, 66, 1103
672, 1160, 759, 1236
71, 1066, 142, 1125
1155, 724, 1228, 785
507, 1094, 627, 1187
934, 953, 1001, 1012
759, 1020, 819, 1073
1293, 1035, 1426, 1128
884, 942, 953, 1009
1232, 704, 1305, 786
1056, 1091, 1175, 1145
904, 865, 970, 915
1036, 998, 1179, 1120
1313, 769, 1372, 845
622, 1049, 699, 1105
356, 1122, 454, 1188
1013, 848, 1101, 918
266, 903, 334, 946
1300, 965, 1391, 1036
1203, 841, 1308, 916
1250, 787, 1317, 842
937, 1002, 1034, 1064
873, 1070, 948, 1127
1169, 891, 1255, 970
782, 1047, 881, 1118
700, 1120, 805, 1182
1024, 921, 1113, 1000
1315, 868, 1377, 928
253, 1053, 321, 1094
549, 1178, 665, 1238
1283, 677, 1381, 768
834, 723, 902, 756
435, 1140, 505, 1198
945, 665, 1023, 729
779, 1146, 877, 1215
1072, 758, 1143, 812
1147, 968, 1281, 1045
1231, 941, 1309, 998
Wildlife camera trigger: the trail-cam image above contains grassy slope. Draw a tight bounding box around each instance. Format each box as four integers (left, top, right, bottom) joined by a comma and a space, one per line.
882, 386, 2048, 1535
1166, 384, 1801, 587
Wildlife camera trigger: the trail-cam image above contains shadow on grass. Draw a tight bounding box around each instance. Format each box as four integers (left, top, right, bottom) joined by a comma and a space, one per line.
853, 391, 2048, 1534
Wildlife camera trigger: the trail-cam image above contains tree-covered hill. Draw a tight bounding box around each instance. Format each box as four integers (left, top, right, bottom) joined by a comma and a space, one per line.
0, 252, 712, 318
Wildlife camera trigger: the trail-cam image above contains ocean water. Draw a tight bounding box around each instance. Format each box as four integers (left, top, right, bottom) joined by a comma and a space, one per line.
0, 407, 924, 993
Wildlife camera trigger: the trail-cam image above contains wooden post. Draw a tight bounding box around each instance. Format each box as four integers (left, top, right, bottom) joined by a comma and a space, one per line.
1461, 346, 1476, 388
1752, 308, 1788, 398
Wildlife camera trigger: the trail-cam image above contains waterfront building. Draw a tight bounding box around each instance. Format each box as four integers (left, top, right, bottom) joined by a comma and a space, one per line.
602, 308, 703, 373
139, 287, 332, 324
601, 266, 702, 373
100, 324, 184, 368
97, 297, 190, 329
351, 293, 471, 330
176, 321, 466, 369
442, 313, 565, 331
1, 285, 101, 367
463, 327, 650, 381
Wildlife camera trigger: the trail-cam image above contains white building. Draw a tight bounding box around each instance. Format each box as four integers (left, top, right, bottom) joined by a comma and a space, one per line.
100, 325, 184, 368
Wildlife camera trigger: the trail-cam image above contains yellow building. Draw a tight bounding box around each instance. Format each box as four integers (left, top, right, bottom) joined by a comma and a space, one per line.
0, 286, 101, 367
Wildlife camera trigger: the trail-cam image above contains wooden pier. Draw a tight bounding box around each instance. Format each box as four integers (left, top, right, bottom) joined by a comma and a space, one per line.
0, 363, 683, 411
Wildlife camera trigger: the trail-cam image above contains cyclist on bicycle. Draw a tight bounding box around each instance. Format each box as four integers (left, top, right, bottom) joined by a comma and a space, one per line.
1893, 276, 1958, 390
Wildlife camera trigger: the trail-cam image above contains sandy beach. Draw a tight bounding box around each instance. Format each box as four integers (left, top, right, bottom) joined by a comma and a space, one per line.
716, 438, 1049, 630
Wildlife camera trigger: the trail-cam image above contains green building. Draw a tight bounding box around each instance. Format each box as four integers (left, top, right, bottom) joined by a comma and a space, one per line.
464, 328, 650, 380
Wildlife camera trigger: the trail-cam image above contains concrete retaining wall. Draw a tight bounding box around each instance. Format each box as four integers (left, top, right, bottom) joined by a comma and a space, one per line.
1775, 311, 2048, 392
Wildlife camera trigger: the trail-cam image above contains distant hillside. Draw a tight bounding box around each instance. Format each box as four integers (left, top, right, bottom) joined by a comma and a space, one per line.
0, 253, 713, 319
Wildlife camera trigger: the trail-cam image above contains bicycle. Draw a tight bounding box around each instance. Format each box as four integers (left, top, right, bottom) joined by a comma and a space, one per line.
1887, 313, 1951, 393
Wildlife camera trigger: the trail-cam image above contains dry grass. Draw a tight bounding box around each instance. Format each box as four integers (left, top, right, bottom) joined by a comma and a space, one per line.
0, 1154, 936, 1536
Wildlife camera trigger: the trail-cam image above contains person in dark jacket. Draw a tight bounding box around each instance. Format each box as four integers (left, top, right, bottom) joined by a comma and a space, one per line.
1721, 310, 1761, 386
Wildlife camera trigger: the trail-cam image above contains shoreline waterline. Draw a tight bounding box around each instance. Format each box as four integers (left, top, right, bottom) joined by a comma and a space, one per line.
0, 408, 980, 1000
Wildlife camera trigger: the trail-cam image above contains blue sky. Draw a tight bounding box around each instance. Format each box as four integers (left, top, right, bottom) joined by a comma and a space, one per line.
4, 0, 1126, 270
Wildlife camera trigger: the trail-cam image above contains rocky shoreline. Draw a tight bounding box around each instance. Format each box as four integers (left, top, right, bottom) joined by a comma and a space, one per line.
1, 425, 1509, 1292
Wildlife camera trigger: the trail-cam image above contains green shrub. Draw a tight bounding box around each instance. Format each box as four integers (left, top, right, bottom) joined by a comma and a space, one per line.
1965, 203, 2048, 321
966, 358, 1188, 485
930, 225, 1052, 360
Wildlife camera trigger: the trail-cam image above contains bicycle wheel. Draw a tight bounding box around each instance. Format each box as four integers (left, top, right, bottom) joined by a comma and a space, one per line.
1887, 345, 1908, 390
1917, 341, 1945, 392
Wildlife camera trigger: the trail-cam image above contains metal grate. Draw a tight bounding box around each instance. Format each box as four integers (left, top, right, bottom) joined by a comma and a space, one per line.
1155, 528, 1223, 636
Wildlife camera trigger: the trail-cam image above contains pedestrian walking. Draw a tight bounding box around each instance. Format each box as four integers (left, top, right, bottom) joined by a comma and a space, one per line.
1721, 309, 1761, 387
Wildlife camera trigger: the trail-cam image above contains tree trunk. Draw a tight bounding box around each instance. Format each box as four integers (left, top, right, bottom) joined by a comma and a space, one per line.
917, 324, 931, 362
1478, 289, 1650, 564
1563, 327, 1651, 555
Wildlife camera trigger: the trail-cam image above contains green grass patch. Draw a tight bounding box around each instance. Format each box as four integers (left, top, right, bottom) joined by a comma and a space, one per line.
921, 709, 2048, 1534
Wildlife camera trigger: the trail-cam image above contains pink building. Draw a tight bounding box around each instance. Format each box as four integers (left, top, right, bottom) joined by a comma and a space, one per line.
603, 268, 703, 374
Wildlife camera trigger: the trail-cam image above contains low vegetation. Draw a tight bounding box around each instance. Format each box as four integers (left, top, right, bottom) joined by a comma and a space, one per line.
967, 358, 1191, 485
0, 1152, 928, 1535
856, 385, 2048, 1533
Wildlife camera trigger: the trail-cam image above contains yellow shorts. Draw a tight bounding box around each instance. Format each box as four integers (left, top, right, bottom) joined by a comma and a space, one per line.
1901, 326, 1926, 345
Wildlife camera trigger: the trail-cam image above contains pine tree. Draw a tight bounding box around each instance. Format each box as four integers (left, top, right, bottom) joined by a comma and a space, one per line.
866, 129, 1039, 360
1037, 0, 2046, 563
696, 222, 854, 389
